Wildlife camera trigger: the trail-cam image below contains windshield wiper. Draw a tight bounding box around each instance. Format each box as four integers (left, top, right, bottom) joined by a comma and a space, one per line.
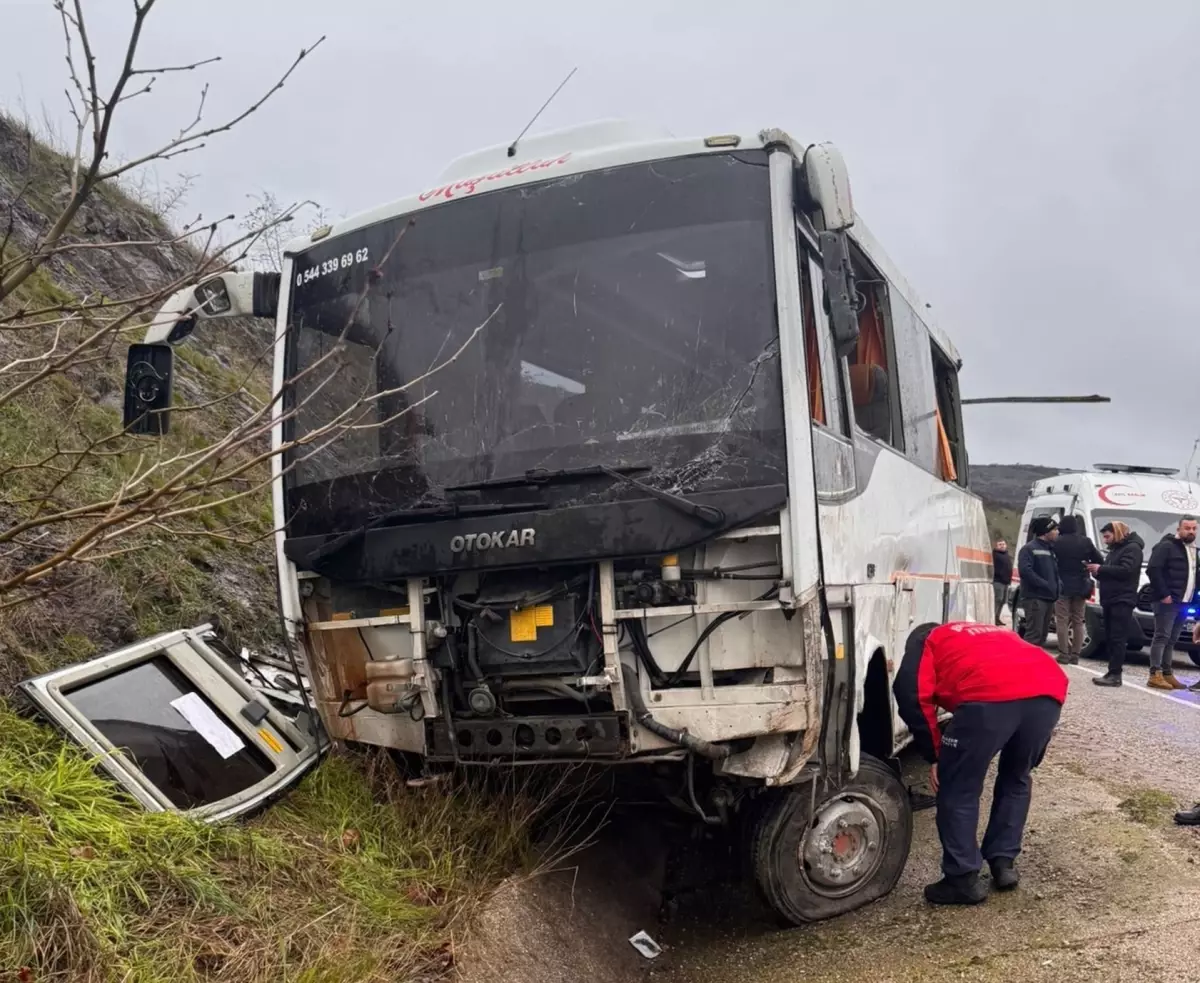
305, 501, 542, 568
595, 464, 725, 527
446, 463, 651, 493
447, 462, 724, 526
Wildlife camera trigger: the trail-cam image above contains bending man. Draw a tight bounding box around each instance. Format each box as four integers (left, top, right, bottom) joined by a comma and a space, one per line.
893, 622, 1069, 905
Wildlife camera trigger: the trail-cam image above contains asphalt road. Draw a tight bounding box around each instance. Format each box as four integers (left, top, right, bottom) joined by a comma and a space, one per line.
656, 633, 1200, 983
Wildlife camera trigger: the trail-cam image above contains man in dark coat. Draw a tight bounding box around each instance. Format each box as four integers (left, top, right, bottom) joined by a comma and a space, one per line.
1088, 521, 1146, 687
893, 622, 1068, 905
1017, 517, 1060, 646
1144, 515, 1199, 691
1052, 516, 1103, 665
992, 539, 1013, 625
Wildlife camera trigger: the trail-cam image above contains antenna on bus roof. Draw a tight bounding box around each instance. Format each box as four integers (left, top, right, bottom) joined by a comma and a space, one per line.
507, 67, 578, 158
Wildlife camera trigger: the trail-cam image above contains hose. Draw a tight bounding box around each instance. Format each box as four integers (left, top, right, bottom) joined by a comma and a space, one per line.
626, 620, 670, 687
620, 663, 730, 760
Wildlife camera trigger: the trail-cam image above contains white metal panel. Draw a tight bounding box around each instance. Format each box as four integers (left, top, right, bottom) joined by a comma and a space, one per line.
768, 150, 822, 603
272, 256, 303, 649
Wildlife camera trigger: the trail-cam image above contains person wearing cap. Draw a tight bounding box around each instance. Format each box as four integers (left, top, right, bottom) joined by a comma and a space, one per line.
893, 622, 1068, 905
1017, 517, 1060, 646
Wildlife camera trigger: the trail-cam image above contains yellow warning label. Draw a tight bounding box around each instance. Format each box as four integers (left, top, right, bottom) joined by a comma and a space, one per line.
511, 605, 554, 642
258, 728, 284, 754
510, 608, 538, 642
835, 644, 846, 661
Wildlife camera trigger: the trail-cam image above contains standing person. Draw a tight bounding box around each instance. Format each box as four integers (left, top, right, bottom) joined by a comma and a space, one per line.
1088, 521, 1145, 687
1017, 517, 1060, 646
992, 539, 1013, 626
1143, 516, 1199, 691
1052, 516, 1103, 665
893, 622, 1068, 905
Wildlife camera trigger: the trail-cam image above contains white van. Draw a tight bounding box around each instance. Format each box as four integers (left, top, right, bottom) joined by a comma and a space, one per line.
1013, 464, 1200, 663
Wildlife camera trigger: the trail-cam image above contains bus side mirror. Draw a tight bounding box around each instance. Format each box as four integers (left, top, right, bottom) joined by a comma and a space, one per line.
818, 230, 860, 358
123, 343, 175, 435
802, 142, 855, 233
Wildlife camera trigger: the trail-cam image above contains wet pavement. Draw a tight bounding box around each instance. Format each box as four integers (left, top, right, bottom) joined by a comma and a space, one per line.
655, 635, 1200, 983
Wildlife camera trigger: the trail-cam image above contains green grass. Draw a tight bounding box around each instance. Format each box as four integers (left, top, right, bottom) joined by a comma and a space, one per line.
0, 702, 536, 982
1117, 787, 1177, 826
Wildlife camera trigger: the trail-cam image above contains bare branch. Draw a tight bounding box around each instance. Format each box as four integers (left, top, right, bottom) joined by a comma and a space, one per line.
98, 38, 326, 183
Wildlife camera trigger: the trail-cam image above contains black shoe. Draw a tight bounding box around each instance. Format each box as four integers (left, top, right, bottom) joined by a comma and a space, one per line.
1056, 654, 1078, 665
923, 873, 987, 906
908, 788, 937, 812
1093, 674, 1122, 687
988, 858, 1019, 890
1174, 804, 1200, 826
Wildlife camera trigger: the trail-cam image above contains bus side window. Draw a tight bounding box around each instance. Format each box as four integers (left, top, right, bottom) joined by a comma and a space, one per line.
800, 254, 850, 438
931, 342, 967, 487
844, 246, 903, 451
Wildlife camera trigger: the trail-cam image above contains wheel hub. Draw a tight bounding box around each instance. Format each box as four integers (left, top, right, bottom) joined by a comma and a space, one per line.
801, 796, 883, 892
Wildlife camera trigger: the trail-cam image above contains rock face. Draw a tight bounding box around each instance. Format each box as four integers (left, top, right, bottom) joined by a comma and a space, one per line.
0, 114, 282, 692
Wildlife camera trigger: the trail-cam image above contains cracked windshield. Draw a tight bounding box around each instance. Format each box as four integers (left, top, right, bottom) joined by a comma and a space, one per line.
285, 151, 782, 533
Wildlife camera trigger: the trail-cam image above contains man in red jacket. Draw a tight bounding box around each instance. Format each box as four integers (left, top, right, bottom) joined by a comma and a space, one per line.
893, 621, 1069, 905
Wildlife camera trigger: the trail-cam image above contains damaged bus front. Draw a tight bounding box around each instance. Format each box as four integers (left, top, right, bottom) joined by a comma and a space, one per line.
125, 122, 991, 923
280, 146, 824, 772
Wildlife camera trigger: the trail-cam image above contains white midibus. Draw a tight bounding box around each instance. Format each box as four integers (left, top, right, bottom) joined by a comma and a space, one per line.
123, 120, 992, 922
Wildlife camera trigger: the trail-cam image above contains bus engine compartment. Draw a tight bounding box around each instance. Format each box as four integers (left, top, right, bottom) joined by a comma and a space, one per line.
296, 531, 821, 771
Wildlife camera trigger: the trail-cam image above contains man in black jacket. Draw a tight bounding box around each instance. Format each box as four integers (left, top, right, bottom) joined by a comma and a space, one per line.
1052, 516, 1103, 665
992, 539, 1013, 625
1088, 522, 1146, 687
1018, 517, 1060, 646
1144, 515, 1199, 691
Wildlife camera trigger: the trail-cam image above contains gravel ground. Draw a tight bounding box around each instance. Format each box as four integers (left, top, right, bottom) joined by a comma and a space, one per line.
654, 634, 1200, 983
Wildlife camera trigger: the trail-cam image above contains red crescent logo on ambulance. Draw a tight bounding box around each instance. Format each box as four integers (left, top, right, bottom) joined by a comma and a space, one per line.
1097, 484, 1143, 507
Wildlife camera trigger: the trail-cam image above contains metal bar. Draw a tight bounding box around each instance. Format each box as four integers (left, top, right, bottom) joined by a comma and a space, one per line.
716, 524, 781, 540
614, 599, 783, 620
308, 614, 411, 631
598, 561, 626, 713
962, 394, 1110, 405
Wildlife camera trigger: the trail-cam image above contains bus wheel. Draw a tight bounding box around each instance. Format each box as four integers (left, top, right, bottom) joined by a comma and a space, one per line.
751, 754, 912, 925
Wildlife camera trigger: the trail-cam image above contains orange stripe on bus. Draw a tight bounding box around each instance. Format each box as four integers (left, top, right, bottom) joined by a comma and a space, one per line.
956, 547, 993, 563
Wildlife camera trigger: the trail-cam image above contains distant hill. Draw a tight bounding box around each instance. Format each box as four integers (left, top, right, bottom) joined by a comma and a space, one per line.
969, 463, 1062, 545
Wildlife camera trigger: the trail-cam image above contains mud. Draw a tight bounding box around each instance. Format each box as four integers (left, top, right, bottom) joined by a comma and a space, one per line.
460, 652, 1200, 983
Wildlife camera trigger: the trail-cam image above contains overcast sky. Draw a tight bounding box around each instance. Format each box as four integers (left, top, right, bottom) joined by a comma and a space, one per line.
5, 1, 1199, 472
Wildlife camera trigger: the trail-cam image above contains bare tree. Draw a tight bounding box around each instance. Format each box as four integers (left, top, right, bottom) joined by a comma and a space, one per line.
0, 2, 490, 621
239, 189, 329, 272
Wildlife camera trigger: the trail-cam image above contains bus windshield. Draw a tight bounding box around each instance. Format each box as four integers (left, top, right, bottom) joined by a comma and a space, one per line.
282, 151, 783, 537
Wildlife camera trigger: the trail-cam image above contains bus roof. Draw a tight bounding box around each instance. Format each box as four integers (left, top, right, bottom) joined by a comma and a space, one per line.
282, 119, 959, 364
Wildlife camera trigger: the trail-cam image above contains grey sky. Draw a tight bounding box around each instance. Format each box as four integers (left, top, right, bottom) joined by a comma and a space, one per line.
5, 1, 1200, 472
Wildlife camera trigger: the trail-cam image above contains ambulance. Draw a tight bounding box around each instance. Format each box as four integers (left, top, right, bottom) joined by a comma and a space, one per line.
1014, 464, 1200, 662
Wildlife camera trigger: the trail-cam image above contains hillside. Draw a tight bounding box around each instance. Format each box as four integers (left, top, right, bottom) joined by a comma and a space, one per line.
0, 111, 284, 690
969, 463, 1061, 545
0, 113, 535, 982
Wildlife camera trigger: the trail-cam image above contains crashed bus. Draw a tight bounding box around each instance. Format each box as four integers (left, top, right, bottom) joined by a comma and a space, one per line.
116, 120, 993, 923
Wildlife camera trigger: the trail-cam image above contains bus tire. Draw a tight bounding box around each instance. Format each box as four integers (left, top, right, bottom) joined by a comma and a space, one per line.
751, 754, 912, 925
